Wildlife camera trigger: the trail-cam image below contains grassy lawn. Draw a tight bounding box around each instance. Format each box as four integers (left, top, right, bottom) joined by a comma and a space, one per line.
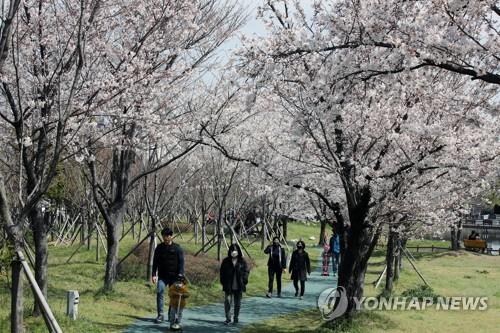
2, 221, 497, 333
0, 221, 321, 332
242, 248, 500, 333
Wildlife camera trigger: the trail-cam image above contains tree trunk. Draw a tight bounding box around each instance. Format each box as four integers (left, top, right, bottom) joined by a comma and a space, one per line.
194, 215, 199, 244
337, 187, 380, 317
456, 219, 462, 249
282, 219, 287, 240
1, 174, 25, 331
319, 219, 327, 246
31, 208, 49, 317
202, 219, 207, 248
87, 210, 92, 251
103, 206, 125, 292
394, 236, 403, 281
338, 221, 380, 316
147, 217, 156, 281
450, 225, 458, 250
81, 215, 87, 245
11, 259, 23, 333
384, 229, 397, 295
216, 216, 222, 261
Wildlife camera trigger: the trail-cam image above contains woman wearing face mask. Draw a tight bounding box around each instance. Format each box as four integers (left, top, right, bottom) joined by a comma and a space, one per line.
264, 236, 287, 298
289, 240, 311, 300
220, 243, 250, 325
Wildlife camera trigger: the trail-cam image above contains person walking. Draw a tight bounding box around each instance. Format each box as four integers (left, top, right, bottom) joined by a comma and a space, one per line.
329, 227, 340, 277
152, 227, 185, 324
220, 243, 250, 325
264, 236, 287, 298
289, 240, 311, 300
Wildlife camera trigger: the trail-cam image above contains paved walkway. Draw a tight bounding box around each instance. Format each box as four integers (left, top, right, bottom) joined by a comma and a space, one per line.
124, 254, 336, 332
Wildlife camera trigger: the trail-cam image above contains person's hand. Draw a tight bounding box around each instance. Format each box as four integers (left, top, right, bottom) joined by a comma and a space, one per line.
282, 268, 286, 273
151, 276, 158, 284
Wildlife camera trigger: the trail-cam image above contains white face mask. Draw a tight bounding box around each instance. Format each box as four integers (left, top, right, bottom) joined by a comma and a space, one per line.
231, 251, 238, 258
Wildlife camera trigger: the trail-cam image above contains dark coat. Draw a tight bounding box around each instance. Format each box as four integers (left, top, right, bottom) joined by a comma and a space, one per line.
289, 249, 311, 281
220, 244, 250, 293
264, 245, 287, 270
152, 242, 184, 280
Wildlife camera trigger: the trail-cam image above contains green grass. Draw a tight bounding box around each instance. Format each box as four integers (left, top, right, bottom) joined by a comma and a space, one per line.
242, 248, 500, 333
0, 221, 321, 332
3, 221, 497, 333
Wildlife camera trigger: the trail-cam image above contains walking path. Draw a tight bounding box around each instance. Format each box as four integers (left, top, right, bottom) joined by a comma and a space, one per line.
124, 255, 336, 333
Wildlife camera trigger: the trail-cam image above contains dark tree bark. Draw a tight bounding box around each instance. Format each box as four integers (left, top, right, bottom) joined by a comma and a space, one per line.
103, 205, 125, 291
456, 219, 462, 249
319, 219, 327, 246
11, 259, 23, 333
32, 208, 49, 316
394, 237, 403, 281
147, 216, 156, 281
1, 174, 24, 332
450, 224, 458, 250
384, 228, 397, 295
337, 186, 382, 317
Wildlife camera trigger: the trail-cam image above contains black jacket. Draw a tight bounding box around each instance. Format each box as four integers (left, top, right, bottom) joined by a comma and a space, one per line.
289, 249, 311, 280
152, 242, 184, 280
220, 244, 250, 293
264, 244, 287, 270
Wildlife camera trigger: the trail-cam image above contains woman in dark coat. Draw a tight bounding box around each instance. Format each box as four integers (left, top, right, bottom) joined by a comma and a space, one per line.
220, 243, 250, 325
289, 240, 311, 299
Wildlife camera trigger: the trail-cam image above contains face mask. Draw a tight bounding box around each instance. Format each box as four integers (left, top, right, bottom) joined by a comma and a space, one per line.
297, 245, 303, 249
231, 251, 238, 258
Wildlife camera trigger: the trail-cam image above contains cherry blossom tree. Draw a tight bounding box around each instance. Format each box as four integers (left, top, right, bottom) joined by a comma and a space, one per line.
0, 0, 105, 321
80, 0, 245, 291
212, 0, 500, 317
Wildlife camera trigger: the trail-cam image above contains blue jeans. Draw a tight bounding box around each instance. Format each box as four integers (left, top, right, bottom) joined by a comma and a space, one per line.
157, 278, 175, 316
331, 252, 340, 273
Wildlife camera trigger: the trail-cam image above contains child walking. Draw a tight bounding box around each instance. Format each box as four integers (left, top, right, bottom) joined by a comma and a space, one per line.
289, 240, 311, 300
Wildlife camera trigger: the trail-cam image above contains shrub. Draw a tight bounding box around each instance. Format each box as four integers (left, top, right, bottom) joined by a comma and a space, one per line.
117, 243, 149, 281
401, 285, 440, 301
117, 242, 219, 287
184, 254, 219, 286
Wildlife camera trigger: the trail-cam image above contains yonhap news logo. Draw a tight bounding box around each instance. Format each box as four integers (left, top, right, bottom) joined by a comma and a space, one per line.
317, 287, 349, 320
317, 287, 488, 321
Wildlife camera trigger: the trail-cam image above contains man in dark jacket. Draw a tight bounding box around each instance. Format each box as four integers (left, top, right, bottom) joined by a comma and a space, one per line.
220, 243, 250, 325
152, 227, 185, 323
264, 236, 287, 298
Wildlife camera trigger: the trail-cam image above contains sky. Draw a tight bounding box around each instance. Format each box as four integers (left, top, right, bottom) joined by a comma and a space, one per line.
217, 0, 314, 61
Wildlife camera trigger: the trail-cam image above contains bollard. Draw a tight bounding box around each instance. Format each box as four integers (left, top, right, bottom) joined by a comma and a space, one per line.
67, 290, 79, 320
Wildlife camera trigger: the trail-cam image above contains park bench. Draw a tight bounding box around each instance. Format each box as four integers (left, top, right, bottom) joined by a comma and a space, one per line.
463, 239, 487, 253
